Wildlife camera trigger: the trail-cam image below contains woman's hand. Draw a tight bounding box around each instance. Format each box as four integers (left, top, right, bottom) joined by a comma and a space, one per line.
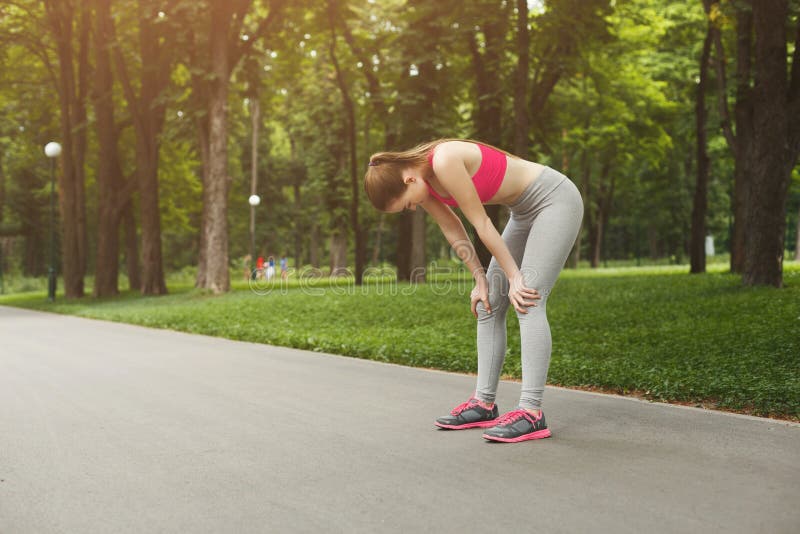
508, 273, 541, 314
470, 275, 491, 318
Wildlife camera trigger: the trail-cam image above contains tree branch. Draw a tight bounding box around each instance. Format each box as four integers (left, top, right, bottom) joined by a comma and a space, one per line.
788, 16, 800, 164
230, 0, 287, 72
113, 171, 139, 217
5, 30, 59, 89
339, 11, 387, 117
708, 1, 736, 153
790, 14, 800, 99
115, 116, 133, 138
228, 0, 252, 65
108, 10, 143, 136
529, 66, 562, 117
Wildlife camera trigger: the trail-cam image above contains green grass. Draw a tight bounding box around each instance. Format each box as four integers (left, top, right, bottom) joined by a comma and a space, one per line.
2, 263, 798, 420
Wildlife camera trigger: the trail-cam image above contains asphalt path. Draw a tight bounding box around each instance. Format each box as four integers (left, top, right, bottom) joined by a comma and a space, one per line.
0, 305, 798, 533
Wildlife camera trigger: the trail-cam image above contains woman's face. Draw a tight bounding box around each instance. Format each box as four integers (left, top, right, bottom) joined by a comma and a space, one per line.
385, 167, 429, 213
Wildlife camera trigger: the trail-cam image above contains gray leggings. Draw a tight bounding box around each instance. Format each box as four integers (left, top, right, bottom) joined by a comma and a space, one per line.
474, 167, 583, 410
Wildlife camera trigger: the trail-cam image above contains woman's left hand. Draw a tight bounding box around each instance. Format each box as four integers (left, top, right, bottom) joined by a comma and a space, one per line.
508, 273, 541, 314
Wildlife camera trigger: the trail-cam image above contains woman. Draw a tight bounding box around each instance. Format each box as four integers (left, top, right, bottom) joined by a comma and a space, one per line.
364, 139, 583, 443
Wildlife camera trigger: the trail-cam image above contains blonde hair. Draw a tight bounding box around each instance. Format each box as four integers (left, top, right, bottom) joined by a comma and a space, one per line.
364, 138, 516, 212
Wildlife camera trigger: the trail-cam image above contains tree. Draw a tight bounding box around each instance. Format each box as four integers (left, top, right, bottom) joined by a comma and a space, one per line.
109, 1, 183, 295
708, 0, 799, 285
392, 0, 460, 282
328, 0, 366, 284
464, 1, 512, 270
191, 0, 286, 294
743, 0, 800, 286
690, 0, 718, 274
43, 0, 91, 298
92, 0, 135, 297
513, 0, 530, 157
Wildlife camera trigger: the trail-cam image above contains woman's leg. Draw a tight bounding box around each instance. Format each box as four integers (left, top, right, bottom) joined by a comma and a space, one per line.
474, 214, 528, 405
515, 179, 583, 411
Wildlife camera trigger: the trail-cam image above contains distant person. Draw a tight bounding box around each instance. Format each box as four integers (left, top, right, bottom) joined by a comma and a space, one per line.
280, 255, 288, 280
266, 256, 276, 280
256, 255, 265, 280
364, 139, 582, 443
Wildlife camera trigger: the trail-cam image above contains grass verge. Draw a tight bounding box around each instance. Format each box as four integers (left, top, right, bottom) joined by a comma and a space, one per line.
2, 263, 798, 421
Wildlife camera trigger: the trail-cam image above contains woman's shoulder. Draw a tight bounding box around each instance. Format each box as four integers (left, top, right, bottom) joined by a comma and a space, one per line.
431, 140, 480, 166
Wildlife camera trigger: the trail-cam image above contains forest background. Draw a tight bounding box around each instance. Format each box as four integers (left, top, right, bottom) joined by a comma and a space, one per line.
0, 0, 798, 298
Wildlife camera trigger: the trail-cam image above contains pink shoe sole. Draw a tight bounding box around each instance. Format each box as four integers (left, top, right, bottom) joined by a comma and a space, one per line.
482, 428, 552, 442
435, 419, 500, 430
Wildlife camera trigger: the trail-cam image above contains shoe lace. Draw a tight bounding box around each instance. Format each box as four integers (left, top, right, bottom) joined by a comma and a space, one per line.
495, 409, 531, 426
450, 398, 478, 415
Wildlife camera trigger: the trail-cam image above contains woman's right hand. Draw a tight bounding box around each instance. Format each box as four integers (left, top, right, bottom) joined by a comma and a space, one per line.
470, 276, 491, 318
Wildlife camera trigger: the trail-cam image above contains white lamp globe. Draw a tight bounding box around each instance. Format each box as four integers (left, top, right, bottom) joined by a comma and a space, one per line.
44, 142, 62, 158
248, 194, 261, 207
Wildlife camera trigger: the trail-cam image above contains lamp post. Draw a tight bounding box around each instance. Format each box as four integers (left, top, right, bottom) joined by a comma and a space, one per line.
248, 194, 260, 277
44, 141, 61, 302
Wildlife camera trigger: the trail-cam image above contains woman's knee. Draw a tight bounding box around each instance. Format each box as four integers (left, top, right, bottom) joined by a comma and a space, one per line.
476, 290, 510, 319
476, 273, 510, 319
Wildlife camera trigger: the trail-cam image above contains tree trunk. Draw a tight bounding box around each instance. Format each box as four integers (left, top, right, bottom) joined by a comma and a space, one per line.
396, 213, 412, 279
410, 209, 426, 283
590, 219, 602, 268
137, 143, 167, 295
408, 209, 427, 284
122, 198, 140, 291
328, 2, 365, 285
571, 146, 590, 268
110, 2, 168, 295
513, 0, 530, 157
795, 205, 800, 261
392, 0, 447, 281
195, 112, 210, 286
372, 214, 385, 265
137, 8, 167, 295
691, 5, 713, 274
341, 2, 396, 279
309, 221, 320, 268
199, 3, 233, 294
0, 156, 4, 223
329, 231, 348, 276
92, 0, 123, 297
76, 6, 89, 288
591, 165, 613, 268
294, 179, 302, 269
468, 12, 507, 270
744, 0, 793, 287
193, 1, 285, 292
731, 4, 754, 273
249, 97, 259, 267
45, 0, 89, 299
290, 137, 303, 270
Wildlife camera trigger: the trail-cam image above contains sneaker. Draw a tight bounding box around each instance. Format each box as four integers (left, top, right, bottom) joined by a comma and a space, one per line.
482, 408, 552, 442
434, 397, 500, 430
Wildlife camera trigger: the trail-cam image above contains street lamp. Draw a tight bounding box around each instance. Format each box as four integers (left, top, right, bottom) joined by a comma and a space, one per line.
44, 141, 61, 302
248, 194, 260, 278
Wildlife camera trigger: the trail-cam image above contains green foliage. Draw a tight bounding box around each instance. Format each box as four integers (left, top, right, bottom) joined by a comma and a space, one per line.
1, 0, 797, 285
158, 140, 202, 271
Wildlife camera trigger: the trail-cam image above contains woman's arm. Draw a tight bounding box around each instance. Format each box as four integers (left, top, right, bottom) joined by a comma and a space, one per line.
421, 196, 493, 316
420, 196, 484, 279
429, 142, 540, 314
429, 143, 521, 281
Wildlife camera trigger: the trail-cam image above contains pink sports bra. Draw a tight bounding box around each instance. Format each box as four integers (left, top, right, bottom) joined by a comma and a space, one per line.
425, 143, 507, 207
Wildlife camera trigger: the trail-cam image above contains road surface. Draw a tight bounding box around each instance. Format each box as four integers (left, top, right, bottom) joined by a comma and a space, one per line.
0, 305, 798, 533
